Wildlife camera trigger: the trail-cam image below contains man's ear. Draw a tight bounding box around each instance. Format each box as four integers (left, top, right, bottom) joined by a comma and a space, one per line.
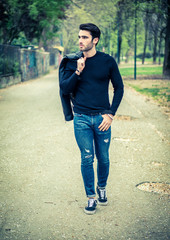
93, 37, 99, 45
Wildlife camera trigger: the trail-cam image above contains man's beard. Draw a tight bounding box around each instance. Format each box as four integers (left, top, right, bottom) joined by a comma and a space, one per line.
80, 42, 93, 52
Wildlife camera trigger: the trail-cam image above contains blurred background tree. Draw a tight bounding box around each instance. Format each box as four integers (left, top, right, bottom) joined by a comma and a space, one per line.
163, 0, 170, 76
0, 0, 70, 49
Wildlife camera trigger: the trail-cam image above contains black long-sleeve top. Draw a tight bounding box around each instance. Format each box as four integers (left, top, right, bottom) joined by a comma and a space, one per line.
60, 51, 124, 116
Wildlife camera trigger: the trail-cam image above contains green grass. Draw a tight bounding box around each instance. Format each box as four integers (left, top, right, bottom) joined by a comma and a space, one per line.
123, 64, 170, 107
120, 57, 164, 64
119, 66, 162, 77
126, 81, 170, 106
132, 86, 170, 101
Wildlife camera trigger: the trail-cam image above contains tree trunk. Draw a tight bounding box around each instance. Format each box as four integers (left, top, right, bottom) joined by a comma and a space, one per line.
158, 28, 165, 65
125, 49, 130, 63
142, 11, 149, 64
153, 30, 158, 64
163, 0, 170, 77
142, 22, 148, 64
158, 37, 162, 65
118, 36, 122, 64
117, 1, 124, 64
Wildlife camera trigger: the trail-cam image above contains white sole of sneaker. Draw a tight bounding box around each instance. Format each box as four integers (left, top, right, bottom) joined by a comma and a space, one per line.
97, 200, 108, 206
84, 208, 96, 215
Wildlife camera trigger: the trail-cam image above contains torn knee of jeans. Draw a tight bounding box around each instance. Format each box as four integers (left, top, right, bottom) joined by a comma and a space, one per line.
81, 154, 94, 166
83, 149, 93, 160
85, 148, 90, 153
104, 138, 109, 143
85, 154, 93, 159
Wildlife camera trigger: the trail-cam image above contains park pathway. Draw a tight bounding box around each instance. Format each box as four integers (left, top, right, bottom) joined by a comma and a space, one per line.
0, 69, 169, 240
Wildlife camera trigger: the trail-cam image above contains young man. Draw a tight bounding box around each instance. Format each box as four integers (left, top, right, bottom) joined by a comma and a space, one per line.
59, 23, 124, 215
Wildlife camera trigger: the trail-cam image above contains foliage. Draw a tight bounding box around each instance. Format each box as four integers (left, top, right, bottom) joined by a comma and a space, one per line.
60, 0, 168, 66
13, 61, 20, 77
0, 0, 70, 45
11, 32, 32, 46
60, 0, 118, 54
0, 57, 20, 76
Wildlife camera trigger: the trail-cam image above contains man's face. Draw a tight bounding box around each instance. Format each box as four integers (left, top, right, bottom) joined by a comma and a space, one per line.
78, 30, 96, 52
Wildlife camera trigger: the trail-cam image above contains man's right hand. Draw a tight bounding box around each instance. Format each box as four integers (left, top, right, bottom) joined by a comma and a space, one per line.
76, 57, 86, 74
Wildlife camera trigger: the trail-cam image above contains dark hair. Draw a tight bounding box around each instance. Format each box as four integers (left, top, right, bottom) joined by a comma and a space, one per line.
79, 23, 101, 45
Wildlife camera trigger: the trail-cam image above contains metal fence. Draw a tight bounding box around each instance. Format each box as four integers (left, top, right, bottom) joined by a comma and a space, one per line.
0, 44, 20, 76
0, 44, 62, 88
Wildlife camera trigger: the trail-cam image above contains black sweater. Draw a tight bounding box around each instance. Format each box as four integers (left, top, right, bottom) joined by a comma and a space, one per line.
60, 51, 124, 116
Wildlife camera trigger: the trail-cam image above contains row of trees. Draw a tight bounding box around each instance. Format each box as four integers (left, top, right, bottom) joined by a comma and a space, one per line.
0, 0, 169, 76
61, 0, 170, 76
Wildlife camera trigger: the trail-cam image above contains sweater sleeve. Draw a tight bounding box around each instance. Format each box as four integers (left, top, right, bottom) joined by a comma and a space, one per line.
59, 60, 80, 95
109, 58, 124, 115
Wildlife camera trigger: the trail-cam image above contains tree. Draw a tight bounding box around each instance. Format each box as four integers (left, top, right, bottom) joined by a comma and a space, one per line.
150, 3, 164, 64
163, 0, 170, 77
60, 0, 117, 54
115, 0, 138, 63
140, 0, 167, 64
0, 0, 70, 46
116, 1, 124, 64
142, 2, 150, 64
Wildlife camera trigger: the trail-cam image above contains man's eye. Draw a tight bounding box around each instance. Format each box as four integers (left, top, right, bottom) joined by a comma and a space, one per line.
78, 36, 88, 39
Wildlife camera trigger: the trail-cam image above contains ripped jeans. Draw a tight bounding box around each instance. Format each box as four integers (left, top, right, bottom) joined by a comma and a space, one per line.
73, 113, 111, 197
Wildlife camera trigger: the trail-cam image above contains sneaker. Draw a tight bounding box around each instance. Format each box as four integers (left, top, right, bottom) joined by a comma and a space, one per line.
84, 198, 97, 215
96, 186, 108, 206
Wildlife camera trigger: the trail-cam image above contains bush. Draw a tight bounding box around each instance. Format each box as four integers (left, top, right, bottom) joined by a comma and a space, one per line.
137, 52, 164, 59
0, 57, 20, 76
137, 52, 152, 58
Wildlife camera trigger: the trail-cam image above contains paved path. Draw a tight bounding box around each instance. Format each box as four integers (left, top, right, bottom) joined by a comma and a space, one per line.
0, 69, 169, 240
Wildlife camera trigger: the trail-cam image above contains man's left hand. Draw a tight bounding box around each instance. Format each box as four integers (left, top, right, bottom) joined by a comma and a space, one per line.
98, 114, 113, 131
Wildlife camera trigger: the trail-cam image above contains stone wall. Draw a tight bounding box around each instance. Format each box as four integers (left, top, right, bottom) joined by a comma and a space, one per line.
20, 49, 50, 82
35, 51, 50, 77
0, 74, 22, 89
0, 45, 59, 89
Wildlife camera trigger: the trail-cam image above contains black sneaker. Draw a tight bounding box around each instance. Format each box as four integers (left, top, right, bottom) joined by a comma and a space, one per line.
84, 199, 97, 215
96, 186, 108, 206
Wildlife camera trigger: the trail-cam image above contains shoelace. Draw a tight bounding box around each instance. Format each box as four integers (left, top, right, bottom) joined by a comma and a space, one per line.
100, 189, 106, 199
88, 199, 95, 207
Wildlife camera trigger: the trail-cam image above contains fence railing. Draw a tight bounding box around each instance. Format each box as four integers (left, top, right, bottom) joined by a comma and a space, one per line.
0, 44, 61, 88
0, 45, 20, 76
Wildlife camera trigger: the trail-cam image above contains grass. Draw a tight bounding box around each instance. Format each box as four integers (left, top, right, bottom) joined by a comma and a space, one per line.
125, 79, 170, 108
118, 63, 170, 111
119, 65, 163, 77
131, 85, 170, 101
119, 57, 164, 65
118, 63, 170, 107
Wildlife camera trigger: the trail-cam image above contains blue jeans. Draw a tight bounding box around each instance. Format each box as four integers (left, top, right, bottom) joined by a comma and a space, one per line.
73, 113, 111, 197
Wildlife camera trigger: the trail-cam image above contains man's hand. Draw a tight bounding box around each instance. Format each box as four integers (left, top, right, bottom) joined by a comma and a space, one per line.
76, 57, 86, 73
98, 114, 113, 131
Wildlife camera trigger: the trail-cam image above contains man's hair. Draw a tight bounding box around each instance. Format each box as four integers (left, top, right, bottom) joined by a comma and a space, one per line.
79, 23, 101, 45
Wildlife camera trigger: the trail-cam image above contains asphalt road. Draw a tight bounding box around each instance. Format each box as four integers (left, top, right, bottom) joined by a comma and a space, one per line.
0, 69, 169, 240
